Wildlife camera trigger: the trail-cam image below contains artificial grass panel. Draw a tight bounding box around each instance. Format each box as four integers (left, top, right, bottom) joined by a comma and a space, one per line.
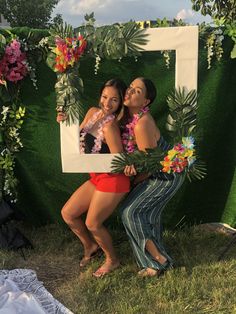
13, 47, 236, 227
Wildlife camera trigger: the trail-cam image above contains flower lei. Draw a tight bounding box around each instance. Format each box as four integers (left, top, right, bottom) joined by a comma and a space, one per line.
160, 136, 196, 173
122, 106, 149, 153
80, 110, 115, 154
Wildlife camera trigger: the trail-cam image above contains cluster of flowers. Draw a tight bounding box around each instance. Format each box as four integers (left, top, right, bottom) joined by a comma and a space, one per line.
0, 39, 29, 85
160, 136, 196, 173
53, 35, 87, 72
122, 106, 149, 153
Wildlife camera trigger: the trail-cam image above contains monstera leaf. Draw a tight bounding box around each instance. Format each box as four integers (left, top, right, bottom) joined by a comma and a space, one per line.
78, 19, 148, 59
47, 15, 148, 125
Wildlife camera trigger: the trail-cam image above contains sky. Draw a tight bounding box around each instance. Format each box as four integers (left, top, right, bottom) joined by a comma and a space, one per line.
52, 0, 212, 27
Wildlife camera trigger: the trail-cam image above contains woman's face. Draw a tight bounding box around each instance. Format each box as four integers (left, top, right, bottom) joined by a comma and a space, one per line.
124, 78, 149, 109
100, 86, 121, 115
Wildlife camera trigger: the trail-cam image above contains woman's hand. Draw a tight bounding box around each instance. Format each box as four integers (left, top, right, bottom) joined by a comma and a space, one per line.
124, 165, 137, 177
56, 112, 67, 123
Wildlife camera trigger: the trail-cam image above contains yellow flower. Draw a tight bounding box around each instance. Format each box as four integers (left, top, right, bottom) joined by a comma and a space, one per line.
16, 107, 25, 119
184, 149, 195, 158
167, 149, 178, 160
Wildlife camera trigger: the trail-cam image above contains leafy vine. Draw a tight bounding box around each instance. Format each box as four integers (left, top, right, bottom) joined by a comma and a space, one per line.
0, 30, 38, 202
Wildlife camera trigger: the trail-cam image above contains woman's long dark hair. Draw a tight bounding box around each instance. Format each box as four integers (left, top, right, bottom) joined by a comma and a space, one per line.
138, 77, 157, 105
99, 78, 127, 121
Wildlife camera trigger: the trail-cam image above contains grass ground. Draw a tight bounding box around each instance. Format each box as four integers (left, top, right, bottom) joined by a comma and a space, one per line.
1, 222, 236, 314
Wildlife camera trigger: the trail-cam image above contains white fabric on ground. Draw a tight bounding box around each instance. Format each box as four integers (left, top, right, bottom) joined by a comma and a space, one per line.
0, 269, 73, 314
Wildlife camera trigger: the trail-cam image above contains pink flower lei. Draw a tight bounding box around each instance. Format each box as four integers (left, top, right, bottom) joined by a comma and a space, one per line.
80, 109, 115, 154
122, 106, 149, 153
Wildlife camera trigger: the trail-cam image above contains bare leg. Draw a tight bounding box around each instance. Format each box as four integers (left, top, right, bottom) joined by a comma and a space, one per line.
85, 190, 126, 276
145, 240, 167, 265
138, 240, 168, 277
61, 180, 99, 262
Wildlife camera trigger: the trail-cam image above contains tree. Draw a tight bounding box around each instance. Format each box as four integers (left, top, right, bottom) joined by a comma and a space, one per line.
191, 0, 236, 22
191, 0, 236, 58
0, 0, 59, 28
51, 13, 63, 27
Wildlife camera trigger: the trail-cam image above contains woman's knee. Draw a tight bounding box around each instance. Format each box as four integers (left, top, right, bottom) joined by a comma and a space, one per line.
61, 206, 77, 225
85, 218, 101, 233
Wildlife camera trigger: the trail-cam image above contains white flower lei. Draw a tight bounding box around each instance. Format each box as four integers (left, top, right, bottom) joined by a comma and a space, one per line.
80, 109, 115, 154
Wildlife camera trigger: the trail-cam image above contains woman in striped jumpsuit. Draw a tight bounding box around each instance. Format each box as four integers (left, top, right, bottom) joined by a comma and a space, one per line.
120, 77, 185, 277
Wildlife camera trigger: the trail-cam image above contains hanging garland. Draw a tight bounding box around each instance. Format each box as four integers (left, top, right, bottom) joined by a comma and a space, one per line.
0, 30, 38, 202
146, 17, 236, 69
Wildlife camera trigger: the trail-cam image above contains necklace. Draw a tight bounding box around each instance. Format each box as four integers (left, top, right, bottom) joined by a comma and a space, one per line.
122, 106, 149, 153
80, 109, 115, 153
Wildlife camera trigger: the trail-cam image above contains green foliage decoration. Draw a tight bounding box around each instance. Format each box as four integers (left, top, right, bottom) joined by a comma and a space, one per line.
0, 29, 41, 202
0, 105, 25, 202
42, 13, 148, 125
192, 0, 236, 60
166, 88, 198, 141
111, 88, 206, 182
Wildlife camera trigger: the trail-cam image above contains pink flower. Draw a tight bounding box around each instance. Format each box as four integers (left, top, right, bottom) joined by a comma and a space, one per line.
6, 70, 23, 82
11, 39, 21, 51
0, 39, 28, 83
122, 106, 149, 153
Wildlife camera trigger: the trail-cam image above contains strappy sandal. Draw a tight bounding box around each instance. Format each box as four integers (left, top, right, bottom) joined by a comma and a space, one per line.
79, 247, 103, 267
138, 261, 172, 277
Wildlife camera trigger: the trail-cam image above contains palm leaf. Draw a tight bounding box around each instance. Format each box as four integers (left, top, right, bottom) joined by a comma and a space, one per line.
187, 159, 207, 182
166, 87, 198, 141
49, 22, 74, 38
112, 87, 206, 182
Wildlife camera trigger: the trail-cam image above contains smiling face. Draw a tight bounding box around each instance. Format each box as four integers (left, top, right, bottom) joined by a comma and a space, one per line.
99, 86, 121, 115
124, 78, 150, 111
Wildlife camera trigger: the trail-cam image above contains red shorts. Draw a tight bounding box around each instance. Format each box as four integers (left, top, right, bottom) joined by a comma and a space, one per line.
89, 173, 130, 193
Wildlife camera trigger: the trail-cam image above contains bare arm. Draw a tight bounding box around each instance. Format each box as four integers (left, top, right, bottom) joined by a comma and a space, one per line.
134, 118, 160, 151
79, 107, 99, 130
103, 121, 123, 153
56, 107, 99, 129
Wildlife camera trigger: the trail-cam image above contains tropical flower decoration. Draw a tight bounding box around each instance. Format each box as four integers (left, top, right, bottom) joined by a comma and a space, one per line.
52, 35, 87, 73
0, 31, 36, 203
160, 136, 196, 174
0, 38, 29, 86
43, 14, 148, 125
112, 88, 207, 182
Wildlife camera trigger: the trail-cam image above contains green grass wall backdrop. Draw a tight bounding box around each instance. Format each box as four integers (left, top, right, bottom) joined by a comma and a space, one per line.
14, 41, 236, 227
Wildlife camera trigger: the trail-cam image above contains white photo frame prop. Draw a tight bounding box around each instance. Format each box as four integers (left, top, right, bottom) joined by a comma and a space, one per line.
60, 26, 199, 173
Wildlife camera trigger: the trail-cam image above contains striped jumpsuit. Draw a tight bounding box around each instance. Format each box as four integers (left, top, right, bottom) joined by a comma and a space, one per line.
119, 137, 185, 271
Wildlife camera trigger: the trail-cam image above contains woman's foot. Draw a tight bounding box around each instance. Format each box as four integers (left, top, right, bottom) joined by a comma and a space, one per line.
80, 245, 102, 267
138, 261, 171, 277
138, 268, 159, 277
92, 260, 120, 278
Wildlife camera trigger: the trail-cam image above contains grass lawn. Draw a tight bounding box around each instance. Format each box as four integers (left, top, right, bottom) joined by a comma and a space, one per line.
1, 222, 236, 314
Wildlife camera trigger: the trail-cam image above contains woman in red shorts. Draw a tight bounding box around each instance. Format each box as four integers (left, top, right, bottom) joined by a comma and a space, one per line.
57, 78, 130, 277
